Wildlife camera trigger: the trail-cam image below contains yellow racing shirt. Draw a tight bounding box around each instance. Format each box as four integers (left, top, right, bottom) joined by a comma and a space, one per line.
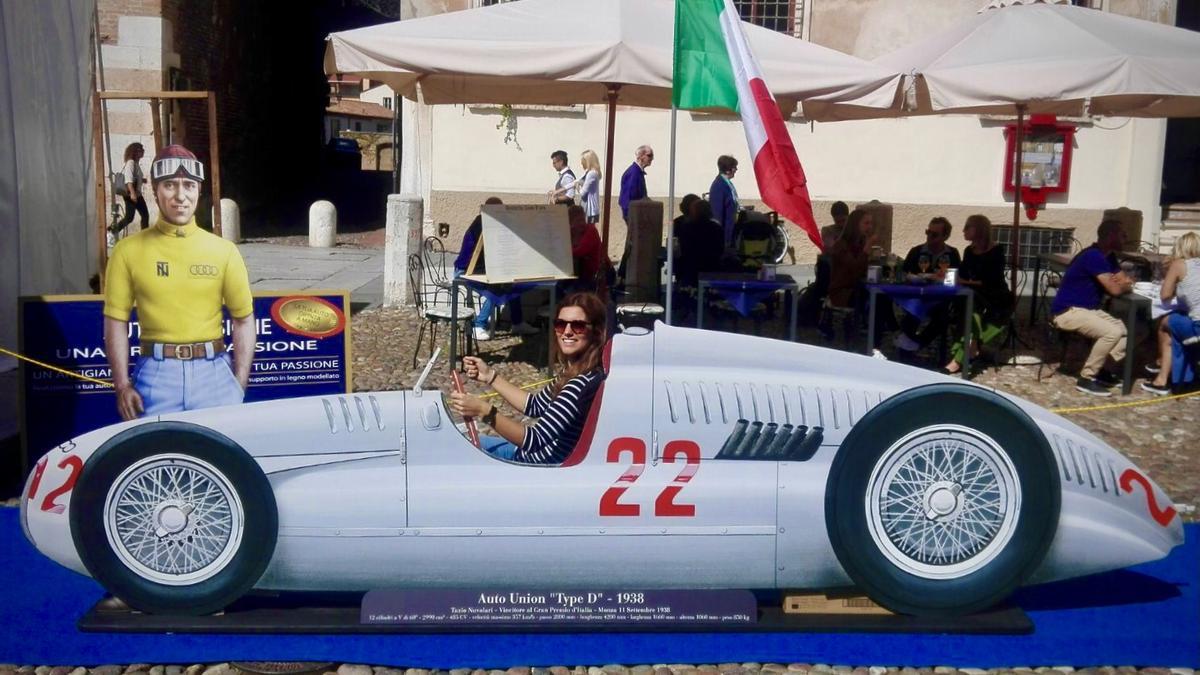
103, 217, 254, 343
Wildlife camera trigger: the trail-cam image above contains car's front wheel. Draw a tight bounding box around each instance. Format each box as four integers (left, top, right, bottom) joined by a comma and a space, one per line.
825, 384, 1059, 616
70, 422, 277, 615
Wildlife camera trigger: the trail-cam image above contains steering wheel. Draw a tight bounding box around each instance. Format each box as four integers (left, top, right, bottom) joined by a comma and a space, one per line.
452, 370, 481, 448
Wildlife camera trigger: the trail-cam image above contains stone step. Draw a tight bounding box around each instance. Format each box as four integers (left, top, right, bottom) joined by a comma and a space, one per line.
1162, 202, 1200, 222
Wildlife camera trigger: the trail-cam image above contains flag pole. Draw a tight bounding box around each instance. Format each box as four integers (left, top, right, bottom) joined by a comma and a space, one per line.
666, 105, 678, 325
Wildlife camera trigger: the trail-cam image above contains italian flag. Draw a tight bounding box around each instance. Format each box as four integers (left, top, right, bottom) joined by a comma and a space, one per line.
673, 0, 823, 251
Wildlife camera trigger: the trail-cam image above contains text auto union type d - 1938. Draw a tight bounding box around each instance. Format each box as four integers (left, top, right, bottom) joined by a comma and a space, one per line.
21, 323, 1183, 617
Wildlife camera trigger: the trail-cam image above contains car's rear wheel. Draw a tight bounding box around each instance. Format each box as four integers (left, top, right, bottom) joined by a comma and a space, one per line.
71, 422, 277, 615
825, 384, 1059, 616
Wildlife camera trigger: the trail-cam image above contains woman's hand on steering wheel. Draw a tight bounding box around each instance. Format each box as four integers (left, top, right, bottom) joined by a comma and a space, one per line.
461, 356, 494, 385
449, 391, 491, 420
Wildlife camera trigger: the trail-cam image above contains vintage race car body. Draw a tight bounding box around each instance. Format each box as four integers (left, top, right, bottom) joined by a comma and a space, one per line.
21, 323, 1183, 616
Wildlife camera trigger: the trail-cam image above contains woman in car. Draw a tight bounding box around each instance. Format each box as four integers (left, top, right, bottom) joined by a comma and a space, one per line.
450, 292, 608, 464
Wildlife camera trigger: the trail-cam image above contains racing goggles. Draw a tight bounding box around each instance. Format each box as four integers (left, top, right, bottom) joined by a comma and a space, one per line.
151, 157, 205, 183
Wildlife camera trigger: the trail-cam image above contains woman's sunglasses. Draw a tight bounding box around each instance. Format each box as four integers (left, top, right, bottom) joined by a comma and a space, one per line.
553, 319, 591, 334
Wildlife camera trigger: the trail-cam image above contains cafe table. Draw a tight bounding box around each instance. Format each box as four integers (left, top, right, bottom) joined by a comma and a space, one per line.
865, 282, 975, 378
696, 272, 801, 340
449, 277, 560, 373
1031, 251, 1154, 394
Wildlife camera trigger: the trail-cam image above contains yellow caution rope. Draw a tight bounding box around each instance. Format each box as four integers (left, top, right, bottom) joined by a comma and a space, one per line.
1048, 389, 1200, 414
0, 346, 114, 387
480, 376, 556, 399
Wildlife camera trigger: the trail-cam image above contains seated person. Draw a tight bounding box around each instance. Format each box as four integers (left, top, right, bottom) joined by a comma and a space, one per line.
567, 204, 606, 293
1144, 232, 1200, 395
1050, 218, 1134, 396
449, 292, 608, 465
826, 208, 874, 309
453, 197, 537, 340
944, 215, 1014, 374
820, 201, 849, 252
894, 217, 962, 354
675, 199, 725, 289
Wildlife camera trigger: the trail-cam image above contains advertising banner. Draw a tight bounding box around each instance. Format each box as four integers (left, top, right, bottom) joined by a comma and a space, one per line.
18, 291, 352, 470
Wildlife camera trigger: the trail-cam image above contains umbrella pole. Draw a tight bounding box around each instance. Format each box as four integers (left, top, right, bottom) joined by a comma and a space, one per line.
601, 85, 620, 252
666, 105, 678, 325
1010, 104, 1026, 295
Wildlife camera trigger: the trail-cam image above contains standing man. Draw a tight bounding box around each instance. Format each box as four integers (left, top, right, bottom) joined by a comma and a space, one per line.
618, 145, 653, 221
103, 144, 256, 420
617, 145, 653, 282
1051, 219, 1135, 396
548, 150, 576, 205
709, 155, 740, 251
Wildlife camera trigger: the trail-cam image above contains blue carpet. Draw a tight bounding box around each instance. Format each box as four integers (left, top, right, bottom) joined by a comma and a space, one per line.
1, 509, 1195, 668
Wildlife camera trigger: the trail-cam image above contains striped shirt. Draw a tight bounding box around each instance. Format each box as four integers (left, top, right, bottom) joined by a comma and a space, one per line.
516, 369, 605, 464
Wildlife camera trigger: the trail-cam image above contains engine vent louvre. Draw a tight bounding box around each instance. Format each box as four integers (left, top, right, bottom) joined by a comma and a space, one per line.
322, 399, 337, 434
1052, 437, 1072, 483
1094, 452, 1108, 493
369, 395, 386, 430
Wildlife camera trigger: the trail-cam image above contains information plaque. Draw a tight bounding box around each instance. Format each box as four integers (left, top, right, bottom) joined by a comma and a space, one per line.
361, 590, 757, 627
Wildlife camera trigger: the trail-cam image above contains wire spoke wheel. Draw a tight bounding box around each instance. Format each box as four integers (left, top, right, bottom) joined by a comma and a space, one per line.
104, 453, 244, 585
867, 424, 1019, 579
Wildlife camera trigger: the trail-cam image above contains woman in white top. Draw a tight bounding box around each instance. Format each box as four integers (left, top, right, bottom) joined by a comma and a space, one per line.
111, 142, 148, 235
574, 149, 602, 224
1144, 232, 1200, 394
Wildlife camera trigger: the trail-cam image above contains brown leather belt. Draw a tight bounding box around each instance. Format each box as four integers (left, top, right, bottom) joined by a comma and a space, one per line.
144, 339, 227, 360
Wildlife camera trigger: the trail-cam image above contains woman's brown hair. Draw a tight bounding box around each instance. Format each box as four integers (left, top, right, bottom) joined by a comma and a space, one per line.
549, 291, 608, 395
123, 142, 144, 163
837, 208, 870, 252
964, 214, 992, 247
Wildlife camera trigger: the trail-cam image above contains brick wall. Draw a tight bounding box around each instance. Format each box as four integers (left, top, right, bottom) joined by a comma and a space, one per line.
97, 0, 163, 44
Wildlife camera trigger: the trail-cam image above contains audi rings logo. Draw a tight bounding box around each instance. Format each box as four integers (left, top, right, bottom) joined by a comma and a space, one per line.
189, 264, 219, 277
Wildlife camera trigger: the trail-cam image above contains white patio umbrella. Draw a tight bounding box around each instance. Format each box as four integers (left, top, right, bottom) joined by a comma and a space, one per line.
874, 0, 1200, 289
325, 0, 903, 247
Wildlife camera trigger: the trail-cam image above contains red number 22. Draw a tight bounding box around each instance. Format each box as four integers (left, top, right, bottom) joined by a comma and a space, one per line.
599, 438, 700, 517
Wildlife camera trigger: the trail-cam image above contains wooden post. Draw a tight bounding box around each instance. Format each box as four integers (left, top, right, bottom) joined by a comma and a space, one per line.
149, 97, 163, 152
207, 92, 223, 237
1010, 104, 1026, 294
93, 92, 109, 288
600, 84, 620, 250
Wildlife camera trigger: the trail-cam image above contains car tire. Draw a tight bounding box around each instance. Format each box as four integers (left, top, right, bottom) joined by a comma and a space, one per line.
70, 421, 277, 615
824, 383, 1059, 616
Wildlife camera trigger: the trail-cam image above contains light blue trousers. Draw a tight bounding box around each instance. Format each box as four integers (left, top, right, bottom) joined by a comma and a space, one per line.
134, 345, 245, 416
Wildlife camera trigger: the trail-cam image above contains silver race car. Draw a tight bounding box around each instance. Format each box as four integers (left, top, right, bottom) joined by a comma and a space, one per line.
21, 323, 1184, 616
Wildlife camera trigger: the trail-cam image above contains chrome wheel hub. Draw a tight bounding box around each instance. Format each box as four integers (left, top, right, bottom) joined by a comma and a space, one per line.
866, 425, 1020, 579
104, 454, 244, 585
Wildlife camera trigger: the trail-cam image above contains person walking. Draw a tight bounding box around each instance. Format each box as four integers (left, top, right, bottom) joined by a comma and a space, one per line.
574, 149, 602, 224
110, 142, 149, 235
548, 150, 576, 205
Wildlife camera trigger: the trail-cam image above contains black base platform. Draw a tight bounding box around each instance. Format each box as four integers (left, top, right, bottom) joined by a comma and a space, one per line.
79, 594, 1033, 635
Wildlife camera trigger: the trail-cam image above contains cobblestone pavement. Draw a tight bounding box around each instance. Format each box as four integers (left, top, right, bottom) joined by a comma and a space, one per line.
0, 663, 1193, 675
349, 304, 1199, 521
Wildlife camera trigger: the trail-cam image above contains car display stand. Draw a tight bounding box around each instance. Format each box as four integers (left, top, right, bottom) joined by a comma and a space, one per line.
78, 593, 1033, 635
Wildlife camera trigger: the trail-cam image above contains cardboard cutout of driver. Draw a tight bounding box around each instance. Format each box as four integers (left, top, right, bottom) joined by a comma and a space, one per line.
102, 144, 256, 420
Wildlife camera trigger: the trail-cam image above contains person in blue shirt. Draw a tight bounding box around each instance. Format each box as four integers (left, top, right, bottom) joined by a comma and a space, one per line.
617, 145, 653, 282
453, 197, 537, 340
1050, 219, 1135, 396
708, 155, 740, 251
